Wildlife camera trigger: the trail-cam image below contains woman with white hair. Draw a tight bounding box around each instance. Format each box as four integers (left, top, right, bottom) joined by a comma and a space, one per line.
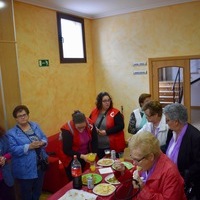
163, 103, 200, 200
113, 131, 186, 200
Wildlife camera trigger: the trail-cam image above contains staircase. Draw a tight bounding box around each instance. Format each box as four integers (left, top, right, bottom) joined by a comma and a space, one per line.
159, 81, 183, 107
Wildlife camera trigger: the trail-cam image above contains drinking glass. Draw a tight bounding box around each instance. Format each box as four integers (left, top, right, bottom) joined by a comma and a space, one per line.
104, 149, 111, 158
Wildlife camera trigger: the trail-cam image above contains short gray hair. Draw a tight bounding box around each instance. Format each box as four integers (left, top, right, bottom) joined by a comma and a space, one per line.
163, 103, 188, 124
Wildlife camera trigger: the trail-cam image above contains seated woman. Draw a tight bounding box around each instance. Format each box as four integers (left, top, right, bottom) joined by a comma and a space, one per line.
113, 131, 187, 200
58, 110, 98, 180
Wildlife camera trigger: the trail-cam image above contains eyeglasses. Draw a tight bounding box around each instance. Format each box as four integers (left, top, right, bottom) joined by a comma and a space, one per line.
131, 153, 150, 164
16, 113, 28, 119
145, 113, 155, 118
102, 99, 111, 103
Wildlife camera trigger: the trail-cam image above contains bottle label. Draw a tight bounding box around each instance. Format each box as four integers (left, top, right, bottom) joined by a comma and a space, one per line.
71, 168, 82, 177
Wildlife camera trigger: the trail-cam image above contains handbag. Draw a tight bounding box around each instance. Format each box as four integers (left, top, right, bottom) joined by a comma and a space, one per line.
37, 158, 49, 171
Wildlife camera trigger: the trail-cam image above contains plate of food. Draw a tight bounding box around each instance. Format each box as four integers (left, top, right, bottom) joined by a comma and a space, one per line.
82, 173, 102, 185
105, 174, 120, 185
112, 161, 134, 170
58, 189, 97, 200
93, 183, 116, 196
97, 158, 114, 167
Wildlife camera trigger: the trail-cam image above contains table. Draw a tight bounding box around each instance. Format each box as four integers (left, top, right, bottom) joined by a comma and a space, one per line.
47, 159, 133, 200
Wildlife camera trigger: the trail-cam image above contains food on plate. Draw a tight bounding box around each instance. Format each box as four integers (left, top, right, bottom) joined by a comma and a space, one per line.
93, 183, 116, 196
97, 158, 114, 166
105, 174, 120, 185
58, 189, 97, 200
82, 173, 102, 185
112, 161, 134, 170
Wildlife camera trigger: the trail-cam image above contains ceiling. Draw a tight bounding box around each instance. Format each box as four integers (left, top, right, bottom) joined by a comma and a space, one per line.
16, 0, 194, 19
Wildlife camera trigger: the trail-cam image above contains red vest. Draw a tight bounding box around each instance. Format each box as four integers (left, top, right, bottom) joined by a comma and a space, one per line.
90, 107, 126, 152
57, 118, 93, 167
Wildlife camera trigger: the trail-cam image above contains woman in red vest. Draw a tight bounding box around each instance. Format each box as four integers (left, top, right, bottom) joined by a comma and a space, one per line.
90, 92, 126, 159
58, 110, 98, 180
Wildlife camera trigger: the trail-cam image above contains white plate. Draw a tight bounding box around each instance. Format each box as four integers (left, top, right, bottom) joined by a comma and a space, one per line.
97, 158, 114, 167
93, 183, 116, 196
105, 174, 120, 185
112, 161, 134, 170
58, 189, 97, 200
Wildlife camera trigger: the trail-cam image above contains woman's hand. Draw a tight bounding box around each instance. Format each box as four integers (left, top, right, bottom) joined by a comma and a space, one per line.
98, 129, 106, 136
0, 156, 6, 166
132, 169, 144, 189
80, 154, 88, 162
113, 160, 125, 173
29, 141, 45, 149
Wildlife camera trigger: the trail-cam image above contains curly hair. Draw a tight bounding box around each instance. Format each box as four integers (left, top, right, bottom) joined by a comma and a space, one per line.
95, 92, 113, 110
163, 103, 188, 124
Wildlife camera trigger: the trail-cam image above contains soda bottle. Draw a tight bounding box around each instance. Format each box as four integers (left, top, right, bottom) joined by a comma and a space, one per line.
71, 155, 82, 189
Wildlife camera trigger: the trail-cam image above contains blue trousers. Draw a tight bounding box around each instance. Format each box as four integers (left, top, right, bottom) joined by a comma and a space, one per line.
16, 170, 45, 200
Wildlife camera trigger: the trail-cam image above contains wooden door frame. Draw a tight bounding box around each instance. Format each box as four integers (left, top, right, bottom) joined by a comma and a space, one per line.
149, 55, 200, 123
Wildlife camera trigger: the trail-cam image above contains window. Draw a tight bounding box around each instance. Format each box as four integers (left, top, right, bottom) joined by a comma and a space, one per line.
57, 12, 87, 63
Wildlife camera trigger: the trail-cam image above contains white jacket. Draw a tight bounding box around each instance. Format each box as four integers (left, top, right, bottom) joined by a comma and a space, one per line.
137, 114, 169, 146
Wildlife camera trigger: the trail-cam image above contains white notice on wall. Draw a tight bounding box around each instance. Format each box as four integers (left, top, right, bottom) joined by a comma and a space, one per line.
133, 70, 147, 75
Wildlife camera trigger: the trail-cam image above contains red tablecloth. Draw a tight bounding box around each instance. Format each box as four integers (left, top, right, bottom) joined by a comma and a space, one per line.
47, 166, 123, 200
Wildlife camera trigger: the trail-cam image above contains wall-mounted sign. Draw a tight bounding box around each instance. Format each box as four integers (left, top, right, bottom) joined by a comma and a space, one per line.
133, 62, 147, 67
133, 70, 147, 75
38, 59, 49, 67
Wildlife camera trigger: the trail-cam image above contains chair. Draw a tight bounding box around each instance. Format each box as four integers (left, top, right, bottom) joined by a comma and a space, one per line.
43, 133, 69, 193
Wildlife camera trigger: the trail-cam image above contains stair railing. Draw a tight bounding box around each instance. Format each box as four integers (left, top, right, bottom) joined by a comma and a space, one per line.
172, 67, 183, 103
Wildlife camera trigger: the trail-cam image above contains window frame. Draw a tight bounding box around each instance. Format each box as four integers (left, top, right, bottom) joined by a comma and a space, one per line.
57, 12, 87, 63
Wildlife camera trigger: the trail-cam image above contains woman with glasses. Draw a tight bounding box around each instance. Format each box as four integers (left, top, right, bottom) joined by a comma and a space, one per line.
163, 103, 200, 200
0, 125, 15, 200
89, 92, 126, 159
128, 93, 151, 134
7, 105, 48, 200
113, 131, 187, 200
58, 110, 98, 180
137, 100, 172, 152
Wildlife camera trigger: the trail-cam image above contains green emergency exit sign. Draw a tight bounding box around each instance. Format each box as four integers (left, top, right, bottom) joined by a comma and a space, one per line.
38, 59, 49, 67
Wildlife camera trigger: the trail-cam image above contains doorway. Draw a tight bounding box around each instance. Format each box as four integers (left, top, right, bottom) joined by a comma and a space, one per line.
149, 55, 200, 125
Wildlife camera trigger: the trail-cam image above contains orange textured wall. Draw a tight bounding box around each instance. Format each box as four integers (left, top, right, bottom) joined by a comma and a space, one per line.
14, 2, 96, 135
92, 2, 200, 138
14, 1, 200, 138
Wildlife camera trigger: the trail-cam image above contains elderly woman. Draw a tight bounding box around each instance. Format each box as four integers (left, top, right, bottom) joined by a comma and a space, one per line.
163, 103, 200, 199
137, 100, 172, 152
0, 126, 15, 200
7, 105, 48, 200
113, 131, 187, 200
128, 93, 151, 134
89, 92, 126, 159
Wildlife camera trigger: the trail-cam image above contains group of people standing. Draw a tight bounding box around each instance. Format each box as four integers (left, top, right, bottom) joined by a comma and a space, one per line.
0, 91, 200, 200
126, 93, 200, 200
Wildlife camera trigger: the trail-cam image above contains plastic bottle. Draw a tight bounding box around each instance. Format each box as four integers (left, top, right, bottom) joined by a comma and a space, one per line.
71, 155, 82, 189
